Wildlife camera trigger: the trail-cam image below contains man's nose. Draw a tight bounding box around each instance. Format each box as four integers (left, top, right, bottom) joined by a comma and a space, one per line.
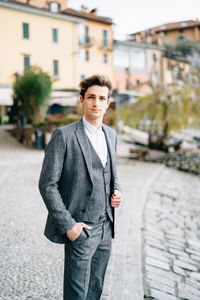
93, 98, 100, 106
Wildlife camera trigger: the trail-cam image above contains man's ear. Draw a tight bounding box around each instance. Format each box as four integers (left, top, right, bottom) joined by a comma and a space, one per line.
80, 95, 84, 104
107, 99, 111, 108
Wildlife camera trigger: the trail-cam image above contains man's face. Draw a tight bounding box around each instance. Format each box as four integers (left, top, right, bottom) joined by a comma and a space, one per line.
80, 85, 110, 121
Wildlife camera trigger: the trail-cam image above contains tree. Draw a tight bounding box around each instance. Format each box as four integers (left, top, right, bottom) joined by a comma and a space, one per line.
118, 78, 200, 142
164, 39, 200, 68
164, 39, 200, 56
13, 66, 52, 123
175, 39, 200, 56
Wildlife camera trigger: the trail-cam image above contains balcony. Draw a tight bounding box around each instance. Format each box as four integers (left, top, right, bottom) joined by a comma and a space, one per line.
79, 36, 94, 48
98, 39, 113, 51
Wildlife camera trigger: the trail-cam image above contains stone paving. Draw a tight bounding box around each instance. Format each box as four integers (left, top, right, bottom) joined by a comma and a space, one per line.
0, 129, 160, 300
142, 167, 200, 300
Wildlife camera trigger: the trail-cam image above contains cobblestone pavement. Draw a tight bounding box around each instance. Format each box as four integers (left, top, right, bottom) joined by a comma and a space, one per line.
142, 167, 200, 300
0, 130, 161, 300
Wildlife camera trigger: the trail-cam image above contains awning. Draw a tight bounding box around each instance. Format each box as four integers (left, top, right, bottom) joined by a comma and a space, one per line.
0, 87, 13, 105
0, 88, 80, 107
50, 91, 79, 107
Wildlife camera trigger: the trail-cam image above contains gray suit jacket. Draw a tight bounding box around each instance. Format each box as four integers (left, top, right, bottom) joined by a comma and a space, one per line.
39, 117, 121, 244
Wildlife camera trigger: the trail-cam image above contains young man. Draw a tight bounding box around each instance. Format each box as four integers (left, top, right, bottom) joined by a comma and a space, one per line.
39, 74, 122, 300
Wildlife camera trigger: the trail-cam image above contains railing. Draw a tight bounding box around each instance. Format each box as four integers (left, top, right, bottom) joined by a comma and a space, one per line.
79, 36, 95, 47
98, 39, 113, 50
79, 38, 114, 50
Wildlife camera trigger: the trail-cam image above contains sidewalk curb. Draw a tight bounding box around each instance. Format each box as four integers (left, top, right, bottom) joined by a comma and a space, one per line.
102, 161, 165, 300
139, 164, 165, 297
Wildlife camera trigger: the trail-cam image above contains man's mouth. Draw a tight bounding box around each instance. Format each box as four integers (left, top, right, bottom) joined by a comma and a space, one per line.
92, 109, 101, 112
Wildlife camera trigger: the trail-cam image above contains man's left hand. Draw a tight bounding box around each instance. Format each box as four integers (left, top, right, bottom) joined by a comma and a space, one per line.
111, 189, 122, 208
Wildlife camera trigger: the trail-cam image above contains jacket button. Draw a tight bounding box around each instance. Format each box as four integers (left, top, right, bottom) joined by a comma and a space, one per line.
82, 209, 86, 213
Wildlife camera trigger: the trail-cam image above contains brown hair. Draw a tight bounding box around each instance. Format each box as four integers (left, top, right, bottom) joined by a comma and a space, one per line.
79, 74, 112, 99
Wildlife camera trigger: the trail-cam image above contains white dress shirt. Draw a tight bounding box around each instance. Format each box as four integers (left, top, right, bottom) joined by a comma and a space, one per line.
83, 116, 108, 167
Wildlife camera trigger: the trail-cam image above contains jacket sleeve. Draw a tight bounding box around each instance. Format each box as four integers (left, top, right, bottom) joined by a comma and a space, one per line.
38, 128, 76, 235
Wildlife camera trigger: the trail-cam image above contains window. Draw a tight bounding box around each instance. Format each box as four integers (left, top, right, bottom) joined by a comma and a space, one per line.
50, 2, 60, 12
81, 75, 85, 80
181, 22, 187, 27
86, 50, 89, 61
24, 55, 30, 70
136, 79, 140, 86
52, 28, 58, 43
103, 29, 108, 47
104, 53, 108, 64
153, 53, 157, 62
23, 23, 29, 39
53, 60, 59, 77
131, 49, 145, 72
78, 24, 85, 45
85, 26, 90, 44
79, 49, 89, 62
177, 35, 186, 41
114, 49, 129, 68
78, 24, 90, 44
79, 49, 85, 62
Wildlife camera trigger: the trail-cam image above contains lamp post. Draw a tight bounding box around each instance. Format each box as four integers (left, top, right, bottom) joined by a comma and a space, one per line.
113, 88, 120, 133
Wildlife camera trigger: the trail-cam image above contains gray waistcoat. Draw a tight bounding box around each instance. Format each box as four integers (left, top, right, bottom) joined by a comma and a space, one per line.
82, 137, 113, 223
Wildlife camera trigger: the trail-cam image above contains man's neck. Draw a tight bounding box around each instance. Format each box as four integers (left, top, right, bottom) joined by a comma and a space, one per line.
84, 115, 102, 129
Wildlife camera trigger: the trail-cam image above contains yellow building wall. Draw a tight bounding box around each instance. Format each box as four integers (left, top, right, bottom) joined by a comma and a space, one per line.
162, 57, 190, 85
0, 5, 79, 89
77, 19, 114, 84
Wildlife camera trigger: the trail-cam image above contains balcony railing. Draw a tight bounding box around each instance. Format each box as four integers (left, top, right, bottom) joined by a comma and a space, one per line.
78, 37, 114, 50
79, 36, 94, 47
98, 39, 113, 50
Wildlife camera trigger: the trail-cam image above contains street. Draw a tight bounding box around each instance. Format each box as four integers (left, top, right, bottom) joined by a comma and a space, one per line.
0, 130, 200, 300
143, 166, 200, 300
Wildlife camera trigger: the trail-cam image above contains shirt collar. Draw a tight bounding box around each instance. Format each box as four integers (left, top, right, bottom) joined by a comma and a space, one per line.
83, 116, 103, 134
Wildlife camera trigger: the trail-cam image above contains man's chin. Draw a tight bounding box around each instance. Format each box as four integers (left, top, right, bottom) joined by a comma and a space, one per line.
89, 113, 103, 119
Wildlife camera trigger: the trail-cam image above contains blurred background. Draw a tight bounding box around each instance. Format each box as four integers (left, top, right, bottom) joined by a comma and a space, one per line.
1, 1, 200, 299
1, 0, 200, 155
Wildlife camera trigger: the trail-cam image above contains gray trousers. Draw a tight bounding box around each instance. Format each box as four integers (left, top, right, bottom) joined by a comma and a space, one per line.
63, 215, 112, 300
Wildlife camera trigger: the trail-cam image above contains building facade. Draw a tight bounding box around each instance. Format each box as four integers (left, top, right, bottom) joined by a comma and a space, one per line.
113, 39, 190, 107
113, 40, 164, 94
63, 7, 114, 83
0, 0, 81, 119
129, 20, 200, 46
10, 0, 68, 11
0, 1, 115, 121
162, 56, 190, 86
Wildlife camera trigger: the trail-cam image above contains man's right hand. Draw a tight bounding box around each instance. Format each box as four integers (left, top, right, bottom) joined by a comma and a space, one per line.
66, 222, 92, 242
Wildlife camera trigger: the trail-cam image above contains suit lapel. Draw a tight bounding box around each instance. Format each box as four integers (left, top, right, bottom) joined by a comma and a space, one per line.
75, 118, 116, 188
75, 118, 93, 185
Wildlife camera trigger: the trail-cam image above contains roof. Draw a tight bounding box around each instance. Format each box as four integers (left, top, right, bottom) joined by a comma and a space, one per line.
61, 8, 113, 25
130, 19, 200, 36
2, 1, 112, 25
0, 0, 81, 23
114, 39, 165, 51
